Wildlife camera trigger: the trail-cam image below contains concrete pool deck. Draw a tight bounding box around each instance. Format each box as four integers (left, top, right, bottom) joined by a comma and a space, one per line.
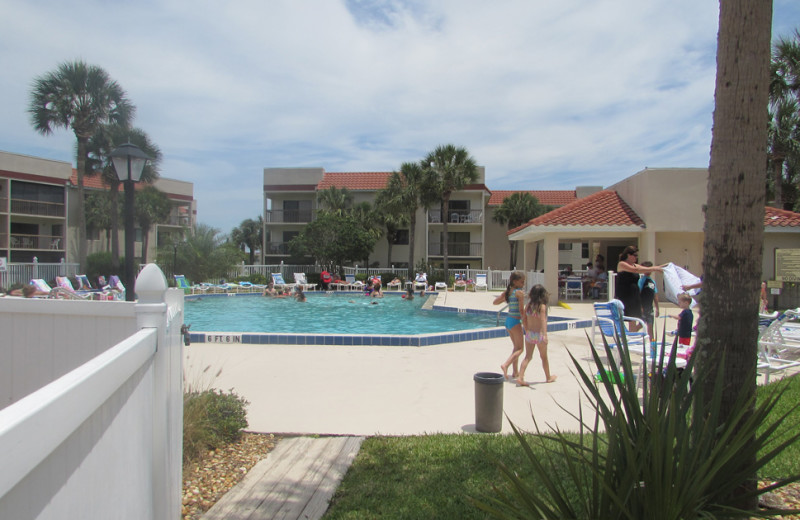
184, 291, 629, 436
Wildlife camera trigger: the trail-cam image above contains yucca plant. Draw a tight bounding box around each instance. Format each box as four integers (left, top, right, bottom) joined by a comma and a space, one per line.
473, 328, 800, 519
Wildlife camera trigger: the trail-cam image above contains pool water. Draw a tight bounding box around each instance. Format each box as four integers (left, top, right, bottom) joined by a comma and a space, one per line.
184, 293, 499, 335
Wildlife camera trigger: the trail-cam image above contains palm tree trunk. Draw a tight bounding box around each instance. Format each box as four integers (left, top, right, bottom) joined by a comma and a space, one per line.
76, 137, 89, 270
442, 194, 450, 282
110, 181, 121, 272
697, 0, 771, 509
773, 158, 784, 208
407, 210, 417, 281
141, 226, 149, 264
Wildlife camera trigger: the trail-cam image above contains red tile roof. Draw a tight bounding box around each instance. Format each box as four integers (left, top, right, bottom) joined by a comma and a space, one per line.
317, 172, 393, 191
488, 190, 576, 207
509, 190, 644, 234
765, 206, 800, 227
69, 170, 189, 199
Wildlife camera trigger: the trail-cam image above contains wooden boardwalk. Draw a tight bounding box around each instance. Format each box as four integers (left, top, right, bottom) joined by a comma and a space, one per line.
202, 436, 364, 520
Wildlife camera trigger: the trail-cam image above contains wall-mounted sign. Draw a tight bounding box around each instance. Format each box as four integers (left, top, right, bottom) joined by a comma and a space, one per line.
775, 249, 800, 282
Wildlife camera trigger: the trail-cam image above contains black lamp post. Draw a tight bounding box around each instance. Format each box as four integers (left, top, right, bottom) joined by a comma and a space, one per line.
111, 143, 150, 302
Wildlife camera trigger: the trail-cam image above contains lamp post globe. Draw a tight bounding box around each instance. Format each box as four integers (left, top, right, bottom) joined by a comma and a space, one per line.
111, 143, 150, 302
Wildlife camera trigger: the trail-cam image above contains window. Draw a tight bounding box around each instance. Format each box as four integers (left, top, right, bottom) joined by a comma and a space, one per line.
559, 242, 573, 251
10, 181, 64, 203
283, 231, 299, 243
392, 230, 409, 245
582, 242, 589, 258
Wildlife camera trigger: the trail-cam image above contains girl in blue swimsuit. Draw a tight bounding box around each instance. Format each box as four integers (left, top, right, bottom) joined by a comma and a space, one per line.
495, 271, 526, 380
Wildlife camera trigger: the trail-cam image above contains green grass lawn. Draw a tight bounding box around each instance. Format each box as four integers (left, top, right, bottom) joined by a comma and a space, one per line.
322, 375, 800, 519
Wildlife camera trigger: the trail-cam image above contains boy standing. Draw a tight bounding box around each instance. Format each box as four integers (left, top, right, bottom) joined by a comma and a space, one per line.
672, 293, 694, 347
638, 261, 660, 344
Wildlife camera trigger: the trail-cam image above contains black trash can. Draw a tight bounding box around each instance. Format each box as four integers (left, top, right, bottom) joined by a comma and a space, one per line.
474, 372, 504, 432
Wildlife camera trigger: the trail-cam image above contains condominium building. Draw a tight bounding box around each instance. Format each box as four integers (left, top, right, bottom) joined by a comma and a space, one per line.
263, 166, 588, 270
0, 151, 71, 263
0, 150, 196, 267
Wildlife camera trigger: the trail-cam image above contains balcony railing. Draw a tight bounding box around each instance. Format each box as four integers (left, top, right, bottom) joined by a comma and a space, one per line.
428, 209, 483, 224
0, 197, 7, 212
10, 198, 65, 217
428, 241, 483, 257
9, 234, 63, 250
265, 209, 316, 224
265, 242, 291, 255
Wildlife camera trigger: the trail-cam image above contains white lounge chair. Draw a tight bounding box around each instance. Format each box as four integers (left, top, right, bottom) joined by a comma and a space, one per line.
294, 273, 316, 291
414, 273, 428, 291
386, 278, 402, 290
271, 273, 295, 291
453, 273, 469, 291
434, 281, 448, 291
757, 308, 800, 383
473, 273, 488, 292
345, 273, 364, 290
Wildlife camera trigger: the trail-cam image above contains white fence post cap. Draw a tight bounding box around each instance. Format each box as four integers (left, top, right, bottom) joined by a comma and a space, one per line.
136, 264, 168, 304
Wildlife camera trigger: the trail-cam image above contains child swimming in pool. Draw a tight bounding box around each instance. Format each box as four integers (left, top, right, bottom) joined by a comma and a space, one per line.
517, 284, 557, 386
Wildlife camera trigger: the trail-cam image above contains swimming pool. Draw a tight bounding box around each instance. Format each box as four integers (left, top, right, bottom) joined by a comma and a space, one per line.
184, 292, 498, 334
183, 292, 591, 347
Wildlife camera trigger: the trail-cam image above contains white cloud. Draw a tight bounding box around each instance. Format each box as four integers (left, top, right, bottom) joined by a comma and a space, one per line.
0, 0, 796, 232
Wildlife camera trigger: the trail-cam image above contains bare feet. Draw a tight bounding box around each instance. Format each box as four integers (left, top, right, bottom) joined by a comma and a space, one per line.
500, 364, 509, 379
515, 378, 530, 387
546, 375, 558, 383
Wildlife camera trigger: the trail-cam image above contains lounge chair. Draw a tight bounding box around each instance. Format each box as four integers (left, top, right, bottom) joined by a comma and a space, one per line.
757, 309, 800, 383
107, 275, 126, 300
76, 274, 94, 291
434, 280, 448, 291
294, 273, 316, 291
56, 276, 75, 291
174, 274, 192, 291
30, 279, 53, 293
414, 273, 428, 291
345, 273, 364, 290
592, 300, 686, 387
453, 273, 468, 291
386, 278, 402, 290
329, 276, 349, 291
473, 273, 488, 292
271, 273, 295, 291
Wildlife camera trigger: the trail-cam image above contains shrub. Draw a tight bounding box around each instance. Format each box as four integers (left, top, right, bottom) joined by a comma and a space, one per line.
474, 332, 800, 518
183, 388, 249, 464
86, 251, 115, 282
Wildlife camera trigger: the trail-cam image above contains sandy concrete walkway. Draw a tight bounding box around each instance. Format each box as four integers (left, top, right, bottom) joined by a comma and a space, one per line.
184, 292, 620, 436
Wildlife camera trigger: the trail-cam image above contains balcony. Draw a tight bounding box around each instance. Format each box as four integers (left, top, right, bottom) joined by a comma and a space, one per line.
10, 234, 63, 250
265, 209, 316, 224
10, 199, 65, 218
265, 242, 290, 255
428, 209, 483, 224
428, 241, 483, 257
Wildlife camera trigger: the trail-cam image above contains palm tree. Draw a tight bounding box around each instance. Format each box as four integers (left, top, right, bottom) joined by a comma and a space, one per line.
28, 60, 134, 269
86, 125, 162, 270
767, 98, 800, 208
770, 29, 800, 101
134, 186, 172, 264
698, 0, 772, 509
492, 192, 550, 269
424, 144, 478, 281
84, 191, 116, 251
317, 186, 353, 215
378, 162, 437, 279
231, 217, 263, 265
373, 189, 410, 268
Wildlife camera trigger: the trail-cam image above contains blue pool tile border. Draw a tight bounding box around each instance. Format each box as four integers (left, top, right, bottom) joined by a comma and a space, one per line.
189, 318, 594, 347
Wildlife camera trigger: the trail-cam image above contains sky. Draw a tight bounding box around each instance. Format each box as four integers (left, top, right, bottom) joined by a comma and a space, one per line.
1, 0, 799, 234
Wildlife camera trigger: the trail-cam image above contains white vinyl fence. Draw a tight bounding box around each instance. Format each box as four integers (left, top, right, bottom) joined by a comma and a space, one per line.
0, 264, 183, 520
0, 258, 80, 289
